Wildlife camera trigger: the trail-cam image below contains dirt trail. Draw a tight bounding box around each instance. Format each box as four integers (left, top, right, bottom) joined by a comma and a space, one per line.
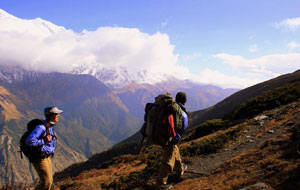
182, 101, 300, 180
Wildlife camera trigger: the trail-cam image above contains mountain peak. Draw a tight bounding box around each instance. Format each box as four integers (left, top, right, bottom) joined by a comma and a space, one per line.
72, 63, 172, 88
0, 9, 66, 36
0, 9, 8, 15
0, 9, 16, 19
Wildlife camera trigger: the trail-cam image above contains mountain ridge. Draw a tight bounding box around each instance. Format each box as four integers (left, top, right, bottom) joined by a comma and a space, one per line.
189, 70, 300, 127
114, 79, 238, 118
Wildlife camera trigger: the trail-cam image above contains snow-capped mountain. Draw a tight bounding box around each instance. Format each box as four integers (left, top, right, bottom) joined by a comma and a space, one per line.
0, 9, 66, 37
0, 65, 48, 83
72, 63, 171, 88
0, 9, 185, 87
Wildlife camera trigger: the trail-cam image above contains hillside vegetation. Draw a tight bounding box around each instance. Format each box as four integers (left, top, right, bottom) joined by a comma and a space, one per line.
227, 80, 300, 120
50, 72, 300, 190
189, 70, 300, 127
52, 99, 300, 190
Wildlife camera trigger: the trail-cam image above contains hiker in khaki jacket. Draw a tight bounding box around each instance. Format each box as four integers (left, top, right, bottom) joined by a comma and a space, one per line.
156, 92, 189, 190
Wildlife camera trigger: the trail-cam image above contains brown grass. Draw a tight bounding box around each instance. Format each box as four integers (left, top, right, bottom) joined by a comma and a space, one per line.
55, 100, 300, 190
173, 120, 300, 190
180, 123, 245, 150
57, 156, 146, 190
256, 103, 300, 138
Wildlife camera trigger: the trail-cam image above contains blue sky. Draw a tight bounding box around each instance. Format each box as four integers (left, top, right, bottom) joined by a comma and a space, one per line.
0, 0, 300, 88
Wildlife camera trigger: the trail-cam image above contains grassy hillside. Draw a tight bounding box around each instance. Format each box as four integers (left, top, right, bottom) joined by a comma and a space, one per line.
47, 71, 300, 190
52, 99, 300, 190
226, 80, 300, 121
54, 141, 140, 179
189, 70, 300, 128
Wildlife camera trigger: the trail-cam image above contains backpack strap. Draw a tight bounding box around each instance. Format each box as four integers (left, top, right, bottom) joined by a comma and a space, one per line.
46, 127, 50, 136
45, 122, 57, 140
166, 114, 176, 137
41, 122, 50, 139
52, 128, 57, 140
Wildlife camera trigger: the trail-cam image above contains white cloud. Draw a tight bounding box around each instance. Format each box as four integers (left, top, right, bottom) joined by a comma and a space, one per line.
249, 44, 258, 53
0, 9, 190, 81
274, 17, 300, 31
287, 41, 300, 50
191, 68, 260, 89
214, 53, 300, 80
1, 9, 300, 89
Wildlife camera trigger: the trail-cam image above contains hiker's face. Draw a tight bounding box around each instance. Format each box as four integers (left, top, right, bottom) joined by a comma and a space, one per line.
50, 114, 60, 124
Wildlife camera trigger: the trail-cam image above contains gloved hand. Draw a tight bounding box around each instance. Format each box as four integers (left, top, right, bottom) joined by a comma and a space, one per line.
172, 134, 181, 144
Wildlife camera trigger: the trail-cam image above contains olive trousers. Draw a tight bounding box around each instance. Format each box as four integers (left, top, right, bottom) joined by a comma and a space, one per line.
156, 144, 184, 188
32, 157, 53, 190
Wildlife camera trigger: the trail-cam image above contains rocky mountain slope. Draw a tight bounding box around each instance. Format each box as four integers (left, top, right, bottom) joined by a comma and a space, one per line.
0, 85, 87, 186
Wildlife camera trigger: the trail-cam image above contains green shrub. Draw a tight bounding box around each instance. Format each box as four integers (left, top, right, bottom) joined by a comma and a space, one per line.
183, 119, 229, 142
182, 126, 242, 157
99, 155, 137, 169
227, 81, 300, 120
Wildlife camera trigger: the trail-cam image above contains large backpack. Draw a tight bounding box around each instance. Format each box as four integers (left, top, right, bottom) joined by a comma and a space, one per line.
141, 93, 183, 146
19, 119, 48, 162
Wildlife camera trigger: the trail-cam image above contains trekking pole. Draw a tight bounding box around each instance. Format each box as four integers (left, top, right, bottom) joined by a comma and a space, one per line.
18, 150, 23, 159
184, 170, 208, 176
138, 136, 145, 154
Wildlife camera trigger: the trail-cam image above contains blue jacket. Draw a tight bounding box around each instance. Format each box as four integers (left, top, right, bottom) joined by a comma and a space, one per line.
172, 103, 188, 144
25, 121, 57, 155
179, 103, 188, 132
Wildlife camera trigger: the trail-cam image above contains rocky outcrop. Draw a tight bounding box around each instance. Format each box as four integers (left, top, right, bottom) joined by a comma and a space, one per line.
239, 183, 274, 190
0, 132, 86, 186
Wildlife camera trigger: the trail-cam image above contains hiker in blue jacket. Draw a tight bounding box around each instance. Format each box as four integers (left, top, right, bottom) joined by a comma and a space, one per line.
26, 106, 62, 190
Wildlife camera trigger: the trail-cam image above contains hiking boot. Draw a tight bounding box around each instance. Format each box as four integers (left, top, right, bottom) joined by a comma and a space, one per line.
158, 184, 173, 189
171, 163, 187, 182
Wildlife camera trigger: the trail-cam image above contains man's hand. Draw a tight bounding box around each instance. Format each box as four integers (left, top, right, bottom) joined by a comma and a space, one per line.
172, 134, 181, 144
44, 135, 51, 143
